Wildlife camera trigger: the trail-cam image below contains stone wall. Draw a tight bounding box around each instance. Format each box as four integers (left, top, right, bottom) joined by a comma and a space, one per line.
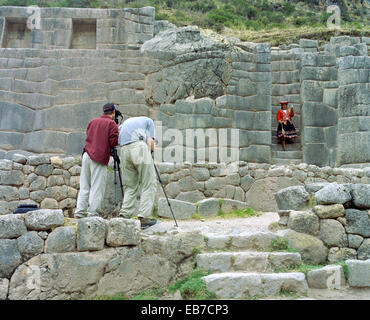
1, 154, 370, 217
275, 182, 370, 262
0, 210, 205, 299
0, 6, 369, 168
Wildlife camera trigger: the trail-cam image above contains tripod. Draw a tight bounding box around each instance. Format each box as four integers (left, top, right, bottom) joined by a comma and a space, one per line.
111, 147, 124, 218
152, 156, 178, 228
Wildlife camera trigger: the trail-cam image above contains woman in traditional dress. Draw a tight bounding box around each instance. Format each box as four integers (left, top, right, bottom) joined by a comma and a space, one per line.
277, 101, 297, 151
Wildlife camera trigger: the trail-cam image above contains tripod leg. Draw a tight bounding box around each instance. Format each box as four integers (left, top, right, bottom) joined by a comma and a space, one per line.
153, 162, 178, 227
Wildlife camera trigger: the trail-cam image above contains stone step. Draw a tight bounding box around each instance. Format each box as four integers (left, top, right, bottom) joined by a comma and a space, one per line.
271, 142, 301, 151
271, 158, 302, 165
204, 231, 279, 251
202, 272, 308, 299
272, 150, 302, 159
197, 251, 302, 273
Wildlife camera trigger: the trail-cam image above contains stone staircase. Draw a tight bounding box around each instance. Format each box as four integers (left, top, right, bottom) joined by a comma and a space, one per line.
271, 105, 303, 165
197, 231, 309, 299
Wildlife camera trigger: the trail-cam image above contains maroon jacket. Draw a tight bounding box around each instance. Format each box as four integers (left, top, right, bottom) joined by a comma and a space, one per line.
83, 115, 119, 166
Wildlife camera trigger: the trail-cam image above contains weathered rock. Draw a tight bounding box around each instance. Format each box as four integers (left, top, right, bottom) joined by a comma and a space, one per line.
24, 209, 65, 231
17, 231, 44, 261
0, 214, 27, 239
231, 232, 278, 251
287, 210, 319, 235
307, 265, 346, 289
202, 272, 263, 298
190, 167, 210, 181
346, 259, 370, 288
0, 239, 22, 278
246, 177, 303, 212
351, 184, 370, 209
157, 198, 196, 219
221, 199, 247, 213
45, 227, 76, 253
314, 182, 351, 205
77, 217, 106, 251
328, 247, 357, 263
197, 198, 220, 217
205, 235, 231, 249
344, 209, 370, 237
348, 234, 363, 249
319, 219, 347, 247
280, 229, 328, 264
40, 198, 59, 209
357, 239, 370, 260
106, 218, 140, 247
0, 186, 19, 201
260, 272, 308, 296
0, 278, 9, 300
267, 252, 302, 270
275, 186, 310, 211
304, 182, 327, 194
175, 190, 205, 203
312, 204, 344, 219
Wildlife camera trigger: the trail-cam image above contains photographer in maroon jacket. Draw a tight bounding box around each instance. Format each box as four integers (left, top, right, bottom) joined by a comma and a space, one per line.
74, 103, 119, 218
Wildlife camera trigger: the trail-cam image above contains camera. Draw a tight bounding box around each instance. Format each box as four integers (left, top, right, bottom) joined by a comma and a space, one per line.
114, 108, 123, 125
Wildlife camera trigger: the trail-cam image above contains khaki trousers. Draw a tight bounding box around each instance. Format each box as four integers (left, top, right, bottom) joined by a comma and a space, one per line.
118, 141, 156, 218
74, 152, 107, 218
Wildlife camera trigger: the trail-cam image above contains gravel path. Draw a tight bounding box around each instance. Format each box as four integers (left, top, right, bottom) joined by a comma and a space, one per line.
143, 211, 280, 236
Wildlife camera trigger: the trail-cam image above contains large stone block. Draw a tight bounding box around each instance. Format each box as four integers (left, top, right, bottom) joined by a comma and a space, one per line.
350, 184, 370, 209
0, 170, 24, 186
25, 209, 65, 231
344, 209, 370, 237
157, 198, 195, 220
274, 186, 310, 211
287, 211, 319, 236
357, 239, 370, 261
307, 265, 346, 289
280, 229, 328, 264
106, 218, 140, 247
314, 182, 351, 205
45, 226, 76, 253
319, 219, 347, 248
0, 102, 35, 133
338, 132, 370, 165
346, 259, 370, 287
312, 204, 344, 219
0, 239, 22, 278
77, 217, 106, 251
17, 231, 44, 261
0, 214, 27, 239
221, 199, 247, 213
302, 102, 337, 127
239, 145, 271, 164
197, 198, 220, 217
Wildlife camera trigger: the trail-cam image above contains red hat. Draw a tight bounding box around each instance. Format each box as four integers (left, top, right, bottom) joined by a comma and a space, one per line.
279, 101, 288, 105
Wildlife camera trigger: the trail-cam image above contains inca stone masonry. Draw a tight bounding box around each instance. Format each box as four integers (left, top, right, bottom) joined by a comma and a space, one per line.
0, 6, 369, 167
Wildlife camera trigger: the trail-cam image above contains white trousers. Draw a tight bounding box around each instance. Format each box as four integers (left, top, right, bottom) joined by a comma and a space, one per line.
74, 152, 107, 217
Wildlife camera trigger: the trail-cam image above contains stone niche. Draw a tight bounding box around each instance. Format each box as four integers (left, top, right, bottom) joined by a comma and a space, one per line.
2, 18, 31, 48
70, 19, 96, 49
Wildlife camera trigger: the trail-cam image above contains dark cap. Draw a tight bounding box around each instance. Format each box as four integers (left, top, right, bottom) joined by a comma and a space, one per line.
103, 103, 115, 113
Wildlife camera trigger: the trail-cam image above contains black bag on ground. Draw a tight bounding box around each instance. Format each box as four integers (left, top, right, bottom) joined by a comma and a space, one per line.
13, 204, 40, 214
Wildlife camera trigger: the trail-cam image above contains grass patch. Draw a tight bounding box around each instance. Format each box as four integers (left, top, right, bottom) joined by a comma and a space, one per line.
168, 268, 216, 300
132, 287, 167, 300
274, 261, 326, 275
334, 260, 349, 280
217, 207, 262, 219
93, 292, 128, 300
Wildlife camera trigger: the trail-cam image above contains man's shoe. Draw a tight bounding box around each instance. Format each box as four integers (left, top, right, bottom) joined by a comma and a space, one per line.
139, 217, 157, 230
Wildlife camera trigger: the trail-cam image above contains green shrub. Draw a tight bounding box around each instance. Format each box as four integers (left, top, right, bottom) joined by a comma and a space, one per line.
270, 237, 289, 251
